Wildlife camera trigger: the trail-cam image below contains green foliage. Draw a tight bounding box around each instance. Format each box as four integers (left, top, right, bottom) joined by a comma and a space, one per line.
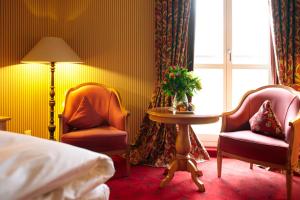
161, 66, 202, 98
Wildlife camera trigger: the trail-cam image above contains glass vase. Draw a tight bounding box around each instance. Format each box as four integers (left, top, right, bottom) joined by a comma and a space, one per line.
172, 93, 188, 111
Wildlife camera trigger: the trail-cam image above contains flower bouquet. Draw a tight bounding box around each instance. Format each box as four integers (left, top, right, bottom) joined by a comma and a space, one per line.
161, 66, 201, 111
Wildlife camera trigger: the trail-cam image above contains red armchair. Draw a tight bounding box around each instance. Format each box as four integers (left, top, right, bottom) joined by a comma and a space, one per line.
217, 85, 300, 200
58, 82, 130, 175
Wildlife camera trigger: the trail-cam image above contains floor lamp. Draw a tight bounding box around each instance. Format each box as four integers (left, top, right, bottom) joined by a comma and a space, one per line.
21, 37, 82, 140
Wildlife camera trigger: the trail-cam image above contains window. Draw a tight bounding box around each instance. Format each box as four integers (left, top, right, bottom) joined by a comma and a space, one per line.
192, 0, 271, 146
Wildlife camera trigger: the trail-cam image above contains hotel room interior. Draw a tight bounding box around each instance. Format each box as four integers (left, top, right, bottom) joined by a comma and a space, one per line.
0, 0, 300, 199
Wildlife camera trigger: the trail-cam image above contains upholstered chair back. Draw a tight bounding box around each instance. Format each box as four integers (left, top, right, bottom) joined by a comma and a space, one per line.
223, 87, 300, 142
62, 83, 126, 134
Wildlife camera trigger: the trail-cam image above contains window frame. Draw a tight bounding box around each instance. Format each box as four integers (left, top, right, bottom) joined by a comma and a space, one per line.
192, 0, 272, 147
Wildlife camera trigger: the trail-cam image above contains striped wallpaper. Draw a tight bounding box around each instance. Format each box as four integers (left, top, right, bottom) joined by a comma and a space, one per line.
0, 0, 155, 143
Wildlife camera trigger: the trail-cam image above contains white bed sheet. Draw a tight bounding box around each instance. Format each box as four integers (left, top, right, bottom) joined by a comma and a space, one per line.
0, 131, 115, 200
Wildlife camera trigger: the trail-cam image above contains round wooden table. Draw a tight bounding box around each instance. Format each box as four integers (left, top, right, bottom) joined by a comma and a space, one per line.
147, 107, 219, 192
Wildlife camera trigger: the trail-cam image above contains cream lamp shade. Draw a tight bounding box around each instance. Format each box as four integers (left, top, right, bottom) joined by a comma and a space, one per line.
21, 37, 82, 63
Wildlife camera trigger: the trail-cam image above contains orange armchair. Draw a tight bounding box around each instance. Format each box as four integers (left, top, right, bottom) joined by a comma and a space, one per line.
217, 85, 300, 200
58, 83, 130, 175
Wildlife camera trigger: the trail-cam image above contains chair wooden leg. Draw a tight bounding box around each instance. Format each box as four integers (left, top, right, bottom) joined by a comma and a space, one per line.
250, 163, 253, 170
217, 142, 222, 178
126, 152, 131, 176
286, 167, 293, 200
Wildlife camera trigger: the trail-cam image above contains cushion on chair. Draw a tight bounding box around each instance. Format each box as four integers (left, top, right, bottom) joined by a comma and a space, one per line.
63, 85, 113, 133
67, 96, 104, 129
61, 126, 127, 152
219, 130, 289, 165
249, 100, 284, 139
247, 88, 299, 142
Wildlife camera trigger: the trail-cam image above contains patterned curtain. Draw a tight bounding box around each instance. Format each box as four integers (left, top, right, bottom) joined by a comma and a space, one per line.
129, 0, 209, 167
270, 0, 300, 90
271, 0, 300, 175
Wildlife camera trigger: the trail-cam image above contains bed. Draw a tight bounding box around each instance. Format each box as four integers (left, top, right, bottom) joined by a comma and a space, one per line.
0, 130, 115, 200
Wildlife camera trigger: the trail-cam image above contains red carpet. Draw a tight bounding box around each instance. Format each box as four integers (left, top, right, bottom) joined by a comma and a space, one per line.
107, 158, 300, 200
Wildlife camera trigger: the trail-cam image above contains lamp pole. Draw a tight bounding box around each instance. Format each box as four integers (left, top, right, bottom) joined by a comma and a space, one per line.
48, 62, 56, 140
21, 37, 82, 140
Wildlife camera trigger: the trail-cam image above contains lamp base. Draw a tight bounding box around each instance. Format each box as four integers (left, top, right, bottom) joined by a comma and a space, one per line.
48, 125, 56, 140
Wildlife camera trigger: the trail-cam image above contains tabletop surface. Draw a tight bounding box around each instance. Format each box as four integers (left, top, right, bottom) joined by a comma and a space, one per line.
147, 107, 220, 118
0, 116, 11, 121
147, 107, 220, 124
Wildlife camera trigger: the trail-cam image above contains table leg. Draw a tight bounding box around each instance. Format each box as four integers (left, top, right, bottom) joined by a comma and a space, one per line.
0, 122, 6, 131
187, 159, 205, 192
190, 158, 203, 177
160, 159, 178, 188
160, 124, 205, 192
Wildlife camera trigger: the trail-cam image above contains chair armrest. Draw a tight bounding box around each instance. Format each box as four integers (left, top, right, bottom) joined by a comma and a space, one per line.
289, 115, 300, 126
221, 89, 254, 132
58, 114, 63, 142
289, 115, 300, 168
221, 111, 233, 132
108, 88, 130, 131
123, 110, 130, 133
221, 108, 250, 132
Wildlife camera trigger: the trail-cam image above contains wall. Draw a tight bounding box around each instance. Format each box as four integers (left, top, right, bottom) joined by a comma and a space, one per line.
0, 0, 155, 143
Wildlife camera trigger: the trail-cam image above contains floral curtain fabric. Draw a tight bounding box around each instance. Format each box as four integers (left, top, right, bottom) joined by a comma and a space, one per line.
271, 0, 300, 90
129, 0, 209, 167
271, 0, 300, 174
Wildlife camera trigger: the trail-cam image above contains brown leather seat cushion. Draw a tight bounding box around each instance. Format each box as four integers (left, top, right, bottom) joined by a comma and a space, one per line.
62, 126, 127, 152
220, 130, 289, 165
